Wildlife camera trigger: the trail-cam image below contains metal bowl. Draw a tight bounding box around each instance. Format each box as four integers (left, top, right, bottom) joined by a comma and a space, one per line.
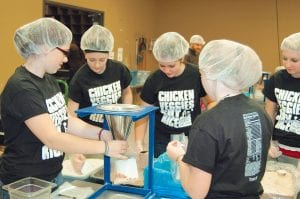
97, 104, 141, 112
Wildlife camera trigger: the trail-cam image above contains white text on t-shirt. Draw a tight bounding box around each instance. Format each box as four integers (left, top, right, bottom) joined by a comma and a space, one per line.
159, 90, 194, 128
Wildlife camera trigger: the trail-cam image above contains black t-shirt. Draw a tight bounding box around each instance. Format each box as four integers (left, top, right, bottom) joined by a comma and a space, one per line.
140, 64, 206, 135
183, 94, 272, 198
0, 66, 67, 184
69, 59, 132, 125
263, 69, 300, 148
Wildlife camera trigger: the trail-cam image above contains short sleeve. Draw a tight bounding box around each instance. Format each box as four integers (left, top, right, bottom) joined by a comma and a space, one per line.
68, 77, 83, 103
121, 65, 132, 89
262, 74, 277, 103
10, 89, 48, 122
183, 120, 217, 174
140, 75, 156, 104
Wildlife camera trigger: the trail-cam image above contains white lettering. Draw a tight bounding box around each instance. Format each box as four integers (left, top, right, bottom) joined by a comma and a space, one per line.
88, 81, 122, 105
42, 145, 63, 160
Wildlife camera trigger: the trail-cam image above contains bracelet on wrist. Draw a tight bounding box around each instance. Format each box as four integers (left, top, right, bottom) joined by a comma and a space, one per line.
98, 129, 104, 140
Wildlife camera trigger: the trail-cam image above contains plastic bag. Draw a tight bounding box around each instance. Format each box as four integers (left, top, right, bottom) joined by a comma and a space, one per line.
144, 153, 190, 199
170, 133, 188, 182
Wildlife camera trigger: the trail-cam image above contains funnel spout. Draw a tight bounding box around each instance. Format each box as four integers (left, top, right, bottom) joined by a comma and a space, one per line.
105, 115, 134, 140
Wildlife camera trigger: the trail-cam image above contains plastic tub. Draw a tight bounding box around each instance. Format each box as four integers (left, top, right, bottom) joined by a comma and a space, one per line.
62, 158, 104, 181
261, 161, 299, 199
2, 177, 56, 199
89, 167, 104, 183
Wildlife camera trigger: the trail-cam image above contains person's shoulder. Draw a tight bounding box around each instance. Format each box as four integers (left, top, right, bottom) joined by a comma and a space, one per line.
108, 59, 127, 68
73, 63, 88, 73
72, 64, 89, 76
68, 64, 89, 85
194, 107, 218, 124
11, 66, 37, 85
185, 63, 199, 71
272, 69, 293, 81
147, 69, 162, 79
142, 70, 161, 86
107, 59, 130, 73
8, 66, 23, 81
186, 48, 193, 55
184, 63, 201, 79
273, 69, 285, 76
45, 73, 58, 82
4, 67, 39, 95
191, 109, 219, 136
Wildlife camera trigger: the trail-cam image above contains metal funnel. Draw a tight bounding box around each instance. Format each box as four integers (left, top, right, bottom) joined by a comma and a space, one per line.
105, 115, 133, 140
98, 104, 141, 140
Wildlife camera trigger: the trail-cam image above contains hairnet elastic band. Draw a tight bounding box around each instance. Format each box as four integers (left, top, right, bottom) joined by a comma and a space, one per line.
84, 50, 109, 53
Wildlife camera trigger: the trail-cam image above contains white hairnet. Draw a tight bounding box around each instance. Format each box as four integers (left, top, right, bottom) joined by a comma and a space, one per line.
152, 32, 189, 62
199, 39, 262, 90
80, 25, 114, 52
14, 18, 72, 59
281, 32, 300, 52
190, 35, 205, 45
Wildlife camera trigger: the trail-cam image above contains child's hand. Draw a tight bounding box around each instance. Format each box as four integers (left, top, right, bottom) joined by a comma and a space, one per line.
268, 141, 282, 158
166, 140, 185, 162
70, 154, 86, 174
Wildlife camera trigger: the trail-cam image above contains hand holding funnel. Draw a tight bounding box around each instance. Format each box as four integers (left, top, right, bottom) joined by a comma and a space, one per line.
98, 104, 143, 184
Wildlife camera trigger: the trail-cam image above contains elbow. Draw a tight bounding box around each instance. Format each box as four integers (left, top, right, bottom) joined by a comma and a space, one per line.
42, 137, 57, 149
184, 187, 207, 199
182, 179, 208, 199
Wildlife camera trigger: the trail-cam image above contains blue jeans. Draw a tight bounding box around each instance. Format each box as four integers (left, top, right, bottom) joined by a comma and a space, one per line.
51, 172, 65, 187
0, 173, 65, 199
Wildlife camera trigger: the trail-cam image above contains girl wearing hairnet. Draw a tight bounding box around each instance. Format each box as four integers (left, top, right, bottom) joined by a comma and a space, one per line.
263, 33, 300, 169
135, 32, 213, 157
67, 25, 132, 172
167, 40, 272, 198
0, 18, 128, 197
68, 25, 132, 123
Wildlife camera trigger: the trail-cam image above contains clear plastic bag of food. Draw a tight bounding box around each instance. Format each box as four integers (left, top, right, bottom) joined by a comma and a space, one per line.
170, 133, 188, 182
